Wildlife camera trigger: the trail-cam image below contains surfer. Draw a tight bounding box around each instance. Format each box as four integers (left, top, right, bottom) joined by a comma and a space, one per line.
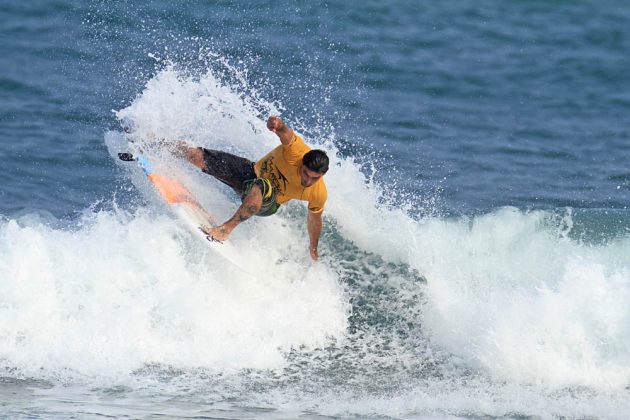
177, 116, 329, 261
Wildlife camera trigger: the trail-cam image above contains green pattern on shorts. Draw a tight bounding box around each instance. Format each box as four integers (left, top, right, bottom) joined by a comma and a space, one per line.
242, 178, 280, 217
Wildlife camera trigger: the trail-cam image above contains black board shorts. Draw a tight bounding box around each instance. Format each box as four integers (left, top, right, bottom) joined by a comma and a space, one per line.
201, 148, 279, 217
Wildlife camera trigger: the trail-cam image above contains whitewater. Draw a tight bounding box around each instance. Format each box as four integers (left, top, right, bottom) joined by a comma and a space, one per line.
1, 64, 630, 418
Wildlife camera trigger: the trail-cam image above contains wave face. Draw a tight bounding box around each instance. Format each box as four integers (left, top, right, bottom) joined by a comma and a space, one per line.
1, 64, 630, 417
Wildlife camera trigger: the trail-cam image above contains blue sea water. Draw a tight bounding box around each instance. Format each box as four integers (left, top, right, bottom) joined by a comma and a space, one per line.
2, 1, 630, 418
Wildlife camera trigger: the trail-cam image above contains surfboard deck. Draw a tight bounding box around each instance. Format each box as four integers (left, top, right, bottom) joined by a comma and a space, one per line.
105, 131, 249, 272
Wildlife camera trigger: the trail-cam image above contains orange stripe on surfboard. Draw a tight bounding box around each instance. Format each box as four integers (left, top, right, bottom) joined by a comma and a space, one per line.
146, 172, 217, 226
147, 173, 197, 205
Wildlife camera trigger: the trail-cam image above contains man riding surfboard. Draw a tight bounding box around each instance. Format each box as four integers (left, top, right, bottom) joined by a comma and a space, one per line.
177, 116, 329, 261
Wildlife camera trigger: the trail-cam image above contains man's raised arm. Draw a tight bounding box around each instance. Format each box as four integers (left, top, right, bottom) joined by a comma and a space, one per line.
267, 116, 294, 145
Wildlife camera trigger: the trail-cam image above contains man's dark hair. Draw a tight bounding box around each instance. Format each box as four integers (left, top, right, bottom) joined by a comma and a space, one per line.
302, 149, 329, 174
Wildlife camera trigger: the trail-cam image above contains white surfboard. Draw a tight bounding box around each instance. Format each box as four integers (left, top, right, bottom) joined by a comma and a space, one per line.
104, 131, 249, 273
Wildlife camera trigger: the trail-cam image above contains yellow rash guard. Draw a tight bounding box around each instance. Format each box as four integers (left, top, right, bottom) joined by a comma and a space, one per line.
254, 134, 327, 213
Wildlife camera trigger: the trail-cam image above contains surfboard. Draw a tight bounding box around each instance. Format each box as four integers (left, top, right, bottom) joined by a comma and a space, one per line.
104, 131, 247, 271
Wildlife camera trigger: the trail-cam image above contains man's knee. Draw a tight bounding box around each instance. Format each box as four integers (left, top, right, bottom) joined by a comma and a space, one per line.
184, 146, 206, 170
242, 178, 278, 217
244, 184, 263, 211
238, 185, 261, 218
244, 184, 263, 202
174, 142, 205, 168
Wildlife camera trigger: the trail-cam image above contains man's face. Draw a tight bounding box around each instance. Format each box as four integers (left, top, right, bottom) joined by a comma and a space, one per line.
299, 165, 324, 187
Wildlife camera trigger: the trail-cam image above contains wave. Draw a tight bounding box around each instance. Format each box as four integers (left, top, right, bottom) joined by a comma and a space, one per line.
1, 63, 629, 397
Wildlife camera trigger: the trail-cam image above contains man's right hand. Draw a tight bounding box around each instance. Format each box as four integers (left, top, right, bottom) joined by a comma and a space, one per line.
267, 116, 294, 145
267, 116, 285, 133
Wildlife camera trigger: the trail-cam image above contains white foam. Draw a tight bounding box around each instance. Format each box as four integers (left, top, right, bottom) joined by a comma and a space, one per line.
408, 209, 630, 389
0, 209, 348, 380
302, 379, 630, 419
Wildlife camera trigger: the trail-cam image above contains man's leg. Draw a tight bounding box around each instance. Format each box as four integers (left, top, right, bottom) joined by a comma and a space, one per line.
174, 143, 267, 241
203, 184, 263, 242
175, 143, 206, 170
175, 143, 256, 194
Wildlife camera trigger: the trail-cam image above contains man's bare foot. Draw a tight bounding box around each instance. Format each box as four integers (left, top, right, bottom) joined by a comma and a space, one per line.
201, 225, 231, 242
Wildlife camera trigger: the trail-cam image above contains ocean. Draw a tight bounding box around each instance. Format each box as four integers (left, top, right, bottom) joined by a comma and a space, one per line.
1, 0, 630, 418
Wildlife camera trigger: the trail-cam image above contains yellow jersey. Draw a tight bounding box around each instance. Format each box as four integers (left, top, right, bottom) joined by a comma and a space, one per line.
254, 134, 327, 213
